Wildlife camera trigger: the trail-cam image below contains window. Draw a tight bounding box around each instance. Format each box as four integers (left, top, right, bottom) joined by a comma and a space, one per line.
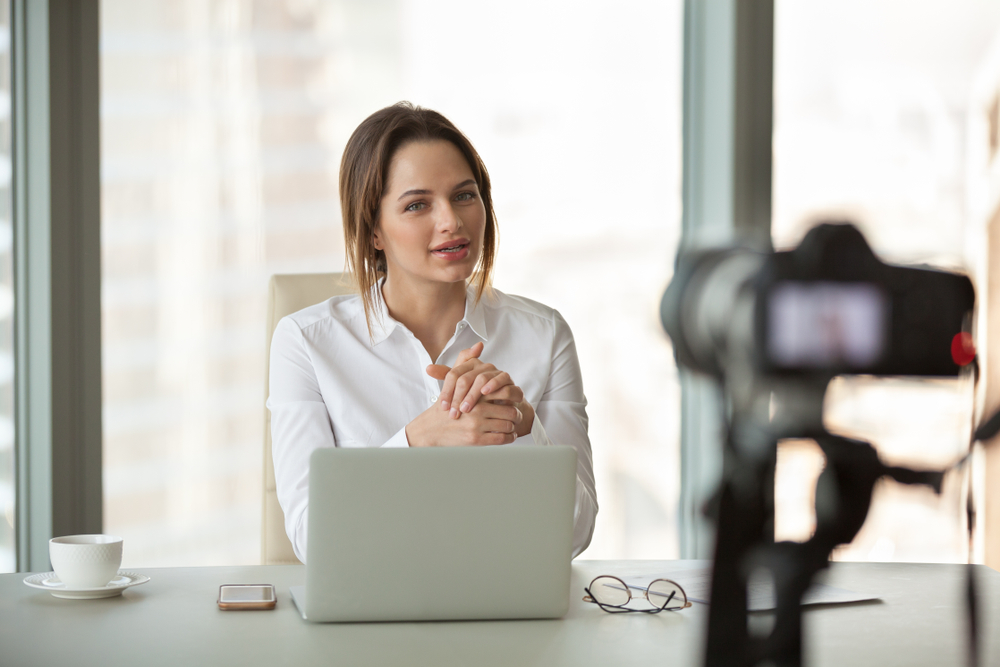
0, 0, 11, 573
772, 0, 1000, 562
101, 0, 683, 566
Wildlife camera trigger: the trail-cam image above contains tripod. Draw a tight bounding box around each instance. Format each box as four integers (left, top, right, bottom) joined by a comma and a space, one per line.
703, 383, 945, 667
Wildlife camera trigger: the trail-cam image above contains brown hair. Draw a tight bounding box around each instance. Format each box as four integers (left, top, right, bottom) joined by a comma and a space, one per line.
340, 101, 498, 336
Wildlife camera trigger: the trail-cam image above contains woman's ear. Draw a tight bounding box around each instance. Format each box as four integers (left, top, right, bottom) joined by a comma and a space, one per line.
372, 226, 383, 250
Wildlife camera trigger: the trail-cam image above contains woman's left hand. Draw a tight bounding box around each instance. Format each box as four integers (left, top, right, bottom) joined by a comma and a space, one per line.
426, 342, 535, 438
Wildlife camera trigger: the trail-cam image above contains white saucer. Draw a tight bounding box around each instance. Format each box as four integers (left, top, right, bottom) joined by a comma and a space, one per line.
23, 571, 150, 599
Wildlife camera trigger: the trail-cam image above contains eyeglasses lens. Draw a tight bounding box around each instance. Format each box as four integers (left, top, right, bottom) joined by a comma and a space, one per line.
647, 579, 686, 610
589, 576, 631, 607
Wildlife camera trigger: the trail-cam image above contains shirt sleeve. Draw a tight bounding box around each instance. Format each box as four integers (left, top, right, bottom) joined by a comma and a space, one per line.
268, 317, 415, 563
267, 316, 331, 563
517, 310, 598, 558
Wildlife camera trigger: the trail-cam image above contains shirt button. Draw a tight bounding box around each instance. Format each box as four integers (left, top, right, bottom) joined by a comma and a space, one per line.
430, 395, 439, 404
458, 323, 466, 330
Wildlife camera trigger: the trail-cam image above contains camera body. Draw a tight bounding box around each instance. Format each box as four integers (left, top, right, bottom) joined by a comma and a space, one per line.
663, 223, 975, 383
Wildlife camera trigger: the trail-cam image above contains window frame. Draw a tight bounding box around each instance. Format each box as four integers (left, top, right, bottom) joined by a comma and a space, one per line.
678, 0, 774, 557
12, 0, 102, 572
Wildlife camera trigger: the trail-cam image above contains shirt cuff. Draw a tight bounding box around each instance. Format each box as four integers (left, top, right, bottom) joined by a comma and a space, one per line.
383, 426, 410, 448
514, 408, 551, 447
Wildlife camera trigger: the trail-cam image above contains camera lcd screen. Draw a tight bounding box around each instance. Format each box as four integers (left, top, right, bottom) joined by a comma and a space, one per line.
767, 281, 887, 370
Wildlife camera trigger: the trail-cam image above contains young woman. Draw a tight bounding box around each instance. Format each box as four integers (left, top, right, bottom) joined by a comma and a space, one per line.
268, 102, 597, 562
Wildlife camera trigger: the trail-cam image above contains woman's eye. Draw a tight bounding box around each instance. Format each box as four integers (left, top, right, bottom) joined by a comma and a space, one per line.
455, 192, 475, 202
404, 202, 426, 212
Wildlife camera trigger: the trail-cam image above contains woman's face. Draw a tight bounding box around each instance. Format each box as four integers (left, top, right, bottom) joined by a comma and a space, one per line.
375, 139, 486, 291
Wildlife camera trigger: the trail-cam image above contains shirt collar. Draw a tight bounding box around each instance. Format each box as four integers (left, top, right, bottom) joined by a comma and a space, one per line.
368, 280, 490, 346
462, 283, 490, 342
368, 279, 398, 346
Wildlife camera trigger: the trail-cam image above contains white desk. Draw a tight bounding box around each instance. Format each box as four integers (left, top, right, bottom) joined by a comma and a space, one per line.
1, 560, 997, 666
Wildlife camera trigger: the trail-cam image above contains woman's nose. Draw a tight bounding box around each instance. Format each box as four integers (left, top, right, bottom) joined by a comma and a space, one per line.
436, 202, 463, 232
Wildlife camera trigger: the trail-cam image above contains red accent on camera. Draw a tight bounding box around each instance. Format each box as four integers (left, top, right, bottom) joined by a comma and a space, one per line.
951, 332, 976, 366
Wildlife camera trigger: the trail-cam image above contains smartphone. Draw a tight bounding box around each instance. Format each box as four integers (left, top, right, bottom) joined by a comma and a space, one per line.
217, 584, 277, 610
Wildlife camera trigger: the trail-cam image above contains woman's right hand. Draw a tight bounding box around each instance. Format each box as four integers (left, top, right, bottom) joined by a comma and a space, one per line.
405, 397, 521, 447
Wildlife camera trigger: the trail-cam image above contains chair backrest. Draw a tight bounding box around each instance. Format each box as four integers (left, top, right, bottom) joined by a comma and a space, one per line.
263, 272, 356, 565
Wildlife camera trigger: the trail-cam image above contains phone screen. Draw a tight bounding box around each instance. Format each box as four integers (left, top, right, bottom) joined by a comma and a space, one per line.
219, 585, 275, 603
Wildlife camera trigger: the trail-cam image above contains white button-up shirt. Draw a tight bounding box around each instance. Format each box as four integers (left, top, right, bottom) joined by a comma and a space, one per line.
267, 284, 598, 562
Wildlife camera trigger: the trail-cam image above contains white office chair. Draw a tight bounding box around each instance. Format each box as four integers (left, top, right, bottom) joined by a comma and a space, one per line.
262, 272, 356, 565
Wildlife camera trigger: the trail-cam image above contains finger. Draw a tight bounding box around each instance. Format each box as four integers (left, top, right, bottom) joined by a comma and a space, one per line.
425, 364, 450, 381
474, 402, 520, 424
485, 420, 515, 435
460, 371, 503, 414
480, 371, 512, 396
450, 364, 496, 418
483, 384, 524, 405
440, 363, 476, 413
479, 431, 517, 446
480, 422, 515, 441
455, 341, 484, 366
439, 357, 487, 413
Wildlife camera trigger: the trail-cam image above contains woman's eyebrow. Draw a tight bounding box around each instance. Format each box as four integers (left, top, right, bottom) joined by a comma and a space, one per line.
397, 188, 431, 201
397, 179, 477, 201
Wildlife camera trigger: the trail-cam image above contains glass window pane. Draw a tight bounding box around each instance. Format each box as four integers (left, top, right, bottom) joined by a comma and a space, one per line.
101, 1, 347, 566
101, 0, 682, 566
772, 0, 1000, 562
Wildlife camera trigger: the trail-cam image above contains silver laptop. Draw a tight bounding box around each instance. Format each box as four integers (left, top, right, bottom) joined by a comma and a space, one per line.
289, 445, 577, 622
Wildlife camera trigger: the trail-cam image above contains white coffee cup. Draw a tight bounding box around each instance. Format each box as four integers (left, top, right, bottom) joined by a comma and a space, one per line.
49, 535, 123, 589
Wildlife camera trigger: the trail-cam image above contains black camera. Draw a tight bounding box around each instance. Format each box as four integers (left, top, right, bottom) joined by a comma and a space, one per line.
661, 222, 980, 667
662, 222, 976, 382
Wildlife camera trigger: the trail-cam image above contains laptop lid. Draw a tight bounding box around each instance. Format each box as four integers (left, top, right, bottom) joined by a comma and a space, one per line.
301, 445, 576, 622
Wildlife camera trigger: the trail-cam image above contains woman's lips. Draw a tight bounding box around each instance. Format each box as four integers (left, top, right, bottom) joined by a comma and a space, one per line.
431, 238, 469, 251
430, 242, 471, 261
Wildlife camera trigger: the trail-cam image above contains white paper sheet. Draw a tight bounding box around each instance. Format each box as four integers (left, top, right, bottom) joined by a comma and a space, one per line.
623, 568, 878, 611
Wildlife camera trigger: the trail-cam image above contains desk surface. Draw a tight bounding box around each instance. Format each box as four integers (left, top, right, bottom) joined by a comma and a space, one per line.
1, 560, 997, 667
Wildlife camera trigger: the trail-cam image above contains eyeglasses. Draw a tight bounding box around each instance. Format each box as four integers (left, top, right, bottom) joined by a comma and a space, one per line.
583, 575, 691, 614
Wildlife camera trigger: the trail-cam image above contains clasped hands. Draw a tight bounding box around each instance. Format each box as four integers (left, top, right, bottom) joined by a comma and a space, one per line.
405, 342, 535, 448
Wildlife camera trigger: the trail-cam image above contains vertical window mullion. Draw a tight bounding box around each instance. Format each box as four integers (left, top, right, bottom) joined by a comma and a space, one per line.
12, 0, 102, 573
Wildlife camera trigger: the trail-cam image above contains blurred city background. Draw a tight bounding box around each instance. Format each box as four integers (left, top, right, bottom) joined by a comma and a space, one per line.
2, 0, 1000, 569
97, 0, 682, 566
